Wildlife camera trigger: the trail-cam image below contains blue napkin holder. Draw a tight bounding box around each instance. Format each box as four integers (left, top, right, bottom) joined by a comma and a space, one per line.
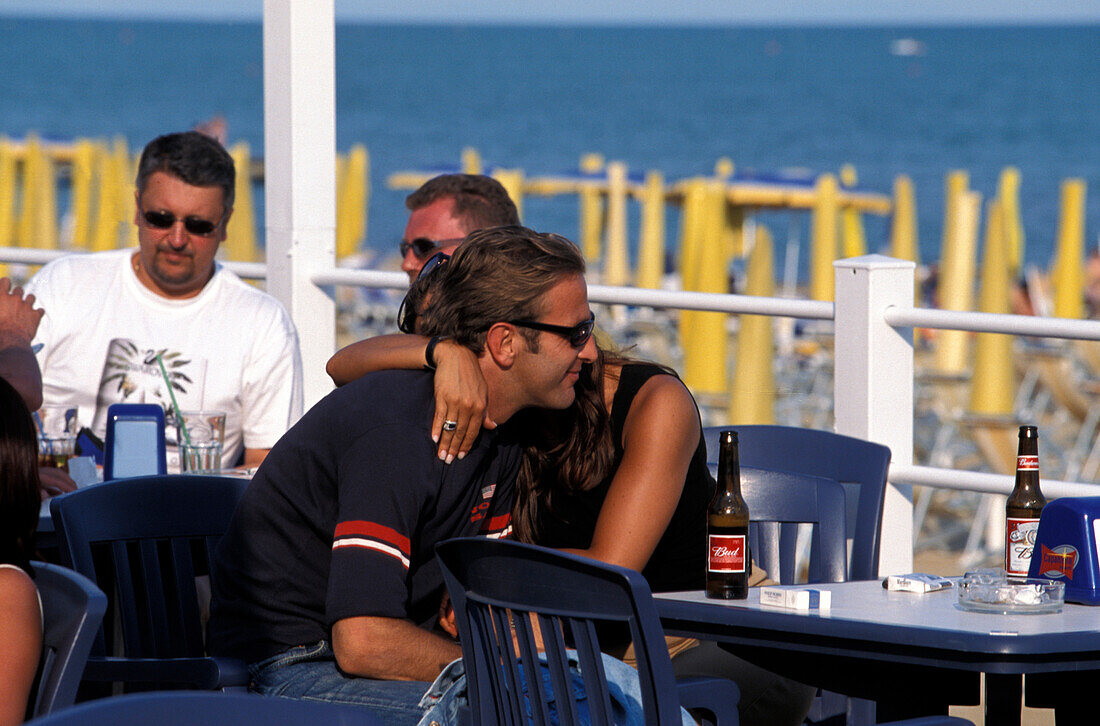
1028, 497, 1100, 605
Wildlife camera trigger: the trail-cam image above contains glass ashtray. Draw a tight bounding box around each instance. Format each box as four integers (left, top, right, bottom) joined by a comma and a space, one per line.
957, 572, 1065, 614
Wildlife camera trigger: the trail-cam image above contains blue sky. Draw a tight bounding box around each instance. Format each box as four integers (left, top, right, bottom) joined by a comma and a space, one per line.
5, 0, 1100, 25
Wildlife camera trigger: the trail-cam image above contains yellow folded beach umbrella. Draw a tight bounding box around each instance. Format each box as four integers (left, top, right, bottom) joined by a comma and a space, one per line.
15, 135, 58, 251
461, 147, 482, 175
602, 161, 630, 287
729, 224, 776, 424
336, 144, 369, 260
997, 167, 1024, 277
225, 142, 257, 263
68, 138, 97, 250
635, 170, 665, 290
888, 174, 918, 264
934, 177, 980, 376
682, 181, 730, 394
810, 173, 839, 301
117, 138, 139, 248
90, 139, 123, 251
0, 138, 17, 251
1051, 178, 1087, 320
492, 168, 524, 222
969, 198, 1016, 416
578, 153, 604, 262
839, 164, 866, 259
677, 178, 706, 295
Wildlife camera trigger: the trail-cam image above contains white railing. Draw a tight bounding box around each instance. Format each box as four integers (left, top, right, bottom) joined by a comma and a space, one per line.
9, 246, 1100, 574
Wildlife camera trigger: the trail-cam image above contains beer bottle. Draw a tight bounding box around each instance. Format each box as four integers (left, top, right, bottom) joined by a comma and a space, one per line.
1005, 425, 1045, 579
707, 430, 751, 599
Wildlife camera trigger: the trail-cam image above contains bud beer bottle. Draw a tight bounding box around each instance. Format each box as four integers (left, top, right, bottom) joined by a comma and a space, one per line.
1005, 425, 1045, 579
707, 430, 751, 599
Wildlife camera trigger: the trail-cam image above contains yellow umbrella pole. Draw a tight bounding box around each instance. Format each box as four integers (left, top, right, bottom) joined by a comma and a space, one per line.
578, 153, 604, 263
729, 224, 776, 424
635, 170, 665, 290
969, 198, 1016, 416
1052, 178, 1087, 320
809, 173, 839, 301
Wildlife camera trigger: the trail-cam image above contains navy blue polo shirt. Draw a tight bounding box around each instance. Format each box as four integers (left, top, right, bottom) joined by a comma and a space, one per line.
209, 370, 518, 664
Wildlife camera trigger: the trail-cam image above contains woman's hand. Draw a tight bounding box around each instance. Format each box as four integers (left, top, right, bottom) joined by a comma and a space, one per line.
431, 340, 495, 463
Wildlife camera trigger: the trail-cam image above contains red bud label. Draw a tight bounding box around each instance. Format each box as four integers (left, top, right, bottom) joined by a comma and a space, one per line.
709, 534, 746, 573
1017, 455, 1039, 471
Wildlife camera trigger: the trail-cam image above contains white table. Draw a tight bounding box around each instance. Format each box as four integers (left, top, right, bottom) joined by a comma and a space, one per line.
655, 580, 1100, 725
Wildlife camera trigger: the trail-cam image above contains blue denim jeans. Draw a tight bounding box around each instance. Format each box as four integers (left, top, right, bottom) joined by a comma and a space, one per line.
249, 640, 432, 726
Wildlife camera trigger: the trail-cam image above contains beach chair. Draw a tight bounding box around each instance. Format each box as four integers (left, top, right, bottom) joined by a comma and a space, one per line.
49, 475, 249, 691
29, 561, 107, 718
436, 537, 740, 725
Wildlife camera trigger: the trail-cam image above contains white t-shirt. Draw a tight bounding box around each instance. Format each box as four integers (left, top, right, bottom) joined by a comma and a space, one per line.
27, 249, 303, 468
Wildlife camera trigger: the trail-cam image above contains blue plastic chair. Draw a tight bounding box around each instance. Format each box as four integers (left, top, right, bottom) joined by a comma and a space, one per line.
49, 475, 250, 691
29, 561, 108, 718
737, 467, 847, 585
703, 426, 891, 582
24, 691, 384, 726
437, 537, 740, 726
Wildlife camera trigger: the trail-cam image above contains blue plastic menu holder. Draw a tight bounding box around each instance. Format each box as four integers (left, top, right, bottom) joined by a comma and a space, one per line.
1029, 496, 1100, 605
102, 404, 167, 481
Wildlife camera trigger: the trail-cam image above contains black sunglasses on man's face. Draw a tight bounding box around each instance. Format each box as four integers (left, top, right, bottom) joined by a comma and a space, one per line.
140, 208, 223, 237
400, 236, 463, 260
510, 315, 596, 349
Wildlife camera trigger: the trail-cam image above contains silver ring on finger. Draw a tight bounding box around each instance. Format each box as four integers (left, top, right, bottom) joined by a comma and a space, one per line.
442, 420, 458, 432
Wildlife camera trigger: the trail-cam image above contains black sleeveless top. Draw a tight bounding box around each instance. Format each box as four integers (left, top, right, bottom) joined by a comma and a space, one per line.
533, 364, 715, 592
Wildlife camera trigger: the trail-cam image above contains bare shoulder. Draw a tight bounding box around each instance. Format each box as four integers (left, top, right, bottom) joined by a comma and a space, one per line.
0, 566, 40, 618
630, 370, 697, 416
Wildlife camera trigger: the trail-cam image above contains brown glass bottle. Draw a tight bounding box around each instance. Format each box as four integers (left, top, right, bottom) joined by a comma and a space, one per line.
1005, 425, 1045, 579
706, 430, 751, 599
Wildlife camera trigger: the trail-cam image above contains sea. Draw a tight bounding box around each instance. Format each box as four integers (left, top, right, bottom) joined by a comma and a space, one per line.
1, 17, 1098, 279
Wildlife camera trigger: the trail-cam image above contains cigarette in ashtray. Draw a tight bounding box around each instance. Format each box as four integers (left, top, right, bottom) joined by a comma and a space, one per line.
882, 573, 955, 593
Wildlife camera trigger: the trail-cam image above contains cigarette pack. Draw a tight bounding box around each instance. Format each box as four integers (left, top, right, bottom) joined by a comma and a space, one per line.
759, 586, 831, 610
883, 573, 954, 593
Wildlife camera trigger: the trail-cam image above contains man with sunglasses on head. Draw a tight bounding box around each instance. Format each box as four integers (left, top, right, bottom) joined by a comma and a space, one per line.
399, 173, 519, 282
26, 131, 303, 470
210, 226, 597, 724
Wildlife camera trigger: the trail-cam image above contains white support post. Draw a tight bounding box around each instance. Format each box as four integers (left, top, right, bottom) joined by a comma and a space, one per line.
263, 0, 337, 411
834, 255, 915, 576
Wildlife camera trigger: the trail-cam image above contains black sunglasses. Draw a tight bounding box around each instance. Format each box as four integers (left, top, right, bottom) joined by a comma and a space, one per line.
510, 314, 596, 349
399, 236, 463, 260
141, 208, 223, 237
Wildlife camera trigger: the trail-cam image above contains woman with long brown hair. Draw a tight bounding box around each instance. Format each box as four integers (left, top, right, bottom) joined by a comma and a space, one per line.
0, 375, 45, 726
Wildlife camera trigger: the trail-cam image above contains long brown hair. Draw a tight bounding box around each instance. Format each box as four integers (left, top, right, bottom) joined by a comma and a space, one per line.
0, 377, 41, 573
510, 345, 644, 544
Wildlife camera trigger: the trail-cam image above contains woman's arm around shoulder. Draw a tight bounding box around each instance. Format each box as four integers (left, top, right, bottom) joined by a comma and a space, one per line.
581, 373, 702, 573
0, 566, 42, 726
326, 335, 492, 461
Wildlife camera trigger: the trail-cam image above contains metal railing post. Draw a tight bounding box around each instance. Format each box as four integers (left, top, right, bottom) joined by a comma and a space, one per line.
834, 255, 916, 576
263, 0, 338, 411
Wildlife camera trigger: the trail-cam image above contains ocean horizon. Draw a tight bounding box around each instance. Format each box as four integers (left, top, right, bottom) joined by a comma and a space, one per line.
1, 16, 1097, 279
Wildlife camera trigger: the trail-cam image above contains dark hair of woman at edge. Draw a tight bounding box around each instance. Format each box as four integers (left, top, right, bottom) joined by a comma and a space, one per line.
0, 375, 41, 573
0, 374, 45, 726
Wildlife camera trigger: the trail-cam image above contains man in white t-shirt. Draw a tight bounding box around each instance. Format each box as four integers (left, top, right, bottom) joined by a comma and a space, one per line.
27, 131, 303, 470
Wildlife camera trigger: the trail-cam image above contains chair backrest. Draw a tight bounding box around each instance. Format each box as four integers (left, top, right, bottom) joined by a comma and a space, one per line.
102, 404, 167, 481
436, 537, 689, 726
29, 561, 107, 717
736, 467, 848, 584
49, 475, 248, 662
23, 690, 384, 726
704, 425, 891, 581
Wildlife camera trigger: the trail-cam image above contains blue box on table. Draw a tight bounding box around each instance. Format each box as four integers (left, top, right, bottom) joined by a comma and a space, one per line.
1028, 496, 1100, 605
